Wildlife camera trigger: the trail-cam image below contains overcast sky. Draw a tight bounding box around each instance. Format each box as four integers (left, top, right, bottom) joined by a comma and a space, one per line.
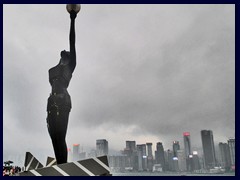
3, 4, 235, 164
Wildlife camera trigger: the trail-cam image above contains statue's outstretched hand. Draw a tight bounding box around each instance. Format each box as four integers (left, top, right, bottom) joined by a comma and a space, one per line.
70, 10, 77, 19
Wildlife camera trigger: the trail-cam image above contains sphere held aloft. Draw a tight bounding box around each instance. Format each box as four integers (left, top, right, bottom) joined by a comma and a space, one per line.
66, 4, 81, 14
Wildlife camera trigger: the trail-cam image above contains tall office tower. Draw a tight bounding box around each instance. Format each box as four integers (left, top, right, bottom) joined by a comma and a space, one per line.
142, 144, 147, 171
155, 142, 165, 171
108, 155, 127, 172
173, 141, 180, 157
146, 143, 153, 171
219, 142, 231, 170
183, 132, 192, 171
146, 143, 153, 157
191, 151, 201, 171
96, 139, 108, 156
67, 148, 72, 162
228, 138, 235, 166
201, 130, 217, 169
183, 132, 192, 157
137, 145, 143, 171
126, 141, 136, 151
166, 149, 173, 171
177, 150, 187, 172
73, 144, 80, 161
139, 144, 147, 171
124, 141, 137, 170
172, 157, 179, 172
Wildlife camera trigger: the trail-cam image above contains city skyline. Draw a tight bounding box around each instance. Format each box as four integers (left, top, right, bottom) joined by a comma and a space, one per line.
5, 135, 235, 174
70, 130, 232, 148
68, 130, 234, 154
5, 129, 234, 166
64, 134, 235, 173
3, 4, 234, 163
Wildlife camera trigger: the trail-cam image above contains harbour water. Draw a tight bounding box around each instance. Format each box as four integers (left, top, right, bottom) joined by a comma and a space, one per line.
112, 172, 235, 176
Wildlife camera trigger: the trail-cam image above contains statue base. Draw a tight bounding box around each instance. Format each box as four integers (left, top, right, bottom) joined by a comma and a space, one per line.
18, 152, 111, 176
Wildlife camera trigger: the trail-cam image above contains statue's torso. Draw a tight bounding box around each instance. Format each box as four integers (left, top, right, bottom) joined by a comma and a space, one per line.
49, 64, 72, 94
47, 64, 72, 112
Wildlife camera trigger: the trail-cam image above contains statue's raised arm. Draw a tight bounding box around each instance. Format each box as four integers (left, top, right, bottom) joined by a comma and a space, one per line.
69, 11, 77, 72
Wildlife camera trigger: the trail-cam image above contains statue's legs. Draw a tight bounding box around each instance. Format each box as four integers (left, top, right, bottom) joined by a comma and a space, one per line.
47, 109, 69, 164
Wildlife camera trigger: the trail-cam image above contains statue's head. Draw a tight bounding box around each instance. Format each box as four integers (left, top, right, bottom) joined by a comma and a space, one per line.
60, 50, 70, 65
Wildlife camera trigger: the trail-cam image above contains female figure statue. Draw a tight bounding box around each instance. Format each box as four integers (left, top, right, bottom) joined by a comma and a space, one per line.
46, 10, 77, 164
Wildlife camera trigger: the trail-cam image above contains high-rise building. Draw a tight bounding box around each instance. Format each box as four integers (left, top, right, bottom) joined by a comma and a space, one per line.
201, 130, 216, 169
126, 141, 136, 152
67, 148, 72, 162
173, 141, 180, 157
146, 143, 153, 157
228, 138, 235, 166
96, 139, 108, 156
123, 141, 137, 170
73, 144, 80, 161
172, 157, 179, 172
183, 132, 191, 157
155, 142, 165, 171
219, 142, 231, 170
177, 150, 186, 172
191, 151, 201, 171
146, 143, 153, 171
166, 149, 174, 171
137, 145, 143, 171
136, 144, 147, 171
142, 144, 147, 171
108, 155, 127, 172
183, 132, 192, 171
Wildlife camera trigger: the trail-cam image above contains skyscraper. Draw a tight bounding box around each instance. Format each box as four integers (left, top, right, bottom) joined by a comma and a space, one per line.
219, 142, 231, 170
201, 130, 216, 169
183, 132, 192, 171
137, 145, 143, 171
108, 155, 127, 172
123, 141, 137, 170
228, 138, 235, 166
146, 143, 153, 157
192, 151, 201, 171
177, 150, 186, 172
135, 144, 147, 171
143, 145, 147, 171
96, 139, 108, 156
172, 157, 179, 172
173, 141, 180, 157
166, 149, 174, 171
126, 141, 136, 152
67, 148, 72, 162
183, 132, 192, 157
146, 143, 153, 171
72, 144, 80, 161
155, 142, 165, 171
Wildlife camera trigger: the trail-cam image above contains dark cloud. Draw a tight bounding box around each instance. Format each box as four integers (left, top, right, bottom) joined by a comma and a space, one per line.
72, 5, 234, 138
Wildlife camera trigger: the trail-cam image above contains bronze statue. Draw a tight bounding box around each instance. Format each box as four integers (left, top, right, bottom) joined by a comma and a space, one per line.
46, 5, 80, 164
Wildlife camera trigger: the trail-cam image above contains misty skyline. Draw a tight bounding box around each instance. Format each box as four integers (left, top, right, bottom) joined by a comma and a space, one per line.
3, 4, 235, 163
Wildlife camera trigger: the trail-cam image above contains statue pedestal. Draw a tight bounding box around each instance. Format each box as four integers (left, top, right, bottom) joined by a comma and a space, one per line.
19, 152, 111, 176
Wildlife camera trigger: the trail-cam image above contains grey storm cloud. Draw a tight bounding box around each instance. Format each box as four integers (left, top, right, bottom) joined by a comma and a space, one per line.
3, 4, 234, 162
72, 5, 234, 134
